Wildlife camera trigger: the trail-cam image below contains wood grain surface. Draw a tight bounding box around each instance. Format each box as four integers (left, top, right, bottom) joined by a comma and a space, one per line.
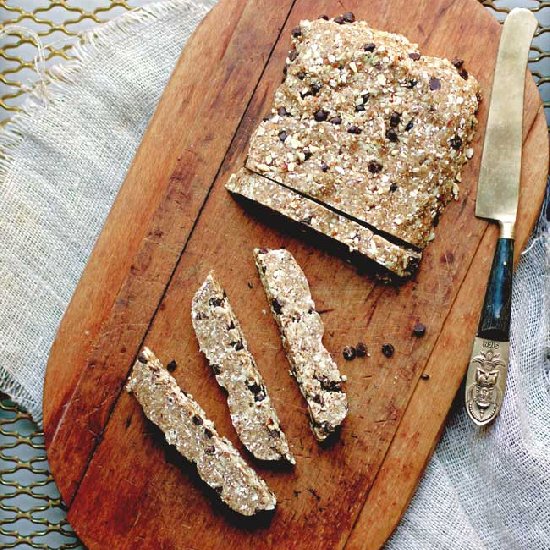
44, 0, 549, 548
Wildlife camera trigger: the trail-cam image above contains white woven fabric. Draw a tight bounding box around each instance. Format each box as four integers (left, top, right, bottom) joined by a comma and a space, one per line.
0, 1, 548, 548
388, 209, 550, 549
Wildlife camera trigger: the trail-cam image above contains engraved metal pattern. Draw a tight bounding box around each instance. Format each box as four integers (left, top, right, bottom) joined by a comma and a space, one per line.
465, 337, 510, 425
0, 1, 548, 547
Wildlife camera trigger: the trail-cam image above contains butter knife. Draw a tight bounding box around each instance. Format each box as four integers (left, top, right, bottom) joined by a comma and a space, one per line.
465, 8, 538, 426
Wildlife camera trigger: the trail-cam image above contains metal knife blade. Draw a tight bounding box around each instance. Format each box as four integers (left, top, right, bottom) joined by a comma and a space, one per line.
475, 8, 538, 233
465, 8, 537, 427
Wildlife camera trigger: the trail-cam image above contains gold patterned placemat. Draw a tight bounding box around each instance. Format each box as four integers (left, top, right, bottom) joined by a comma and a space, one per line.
0, 0, 153, 127
0, 1, 548, 548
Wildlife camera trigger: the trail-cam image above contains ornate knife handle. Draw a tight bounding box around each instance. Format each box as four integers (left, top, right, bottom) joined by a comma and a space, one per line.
465, 231, 513, 426
478, 234, 513, 341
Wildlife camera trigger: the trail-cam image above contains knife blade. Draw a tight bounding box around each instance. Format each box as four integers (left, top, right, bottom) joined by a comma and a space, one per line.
465, 8, 538, 426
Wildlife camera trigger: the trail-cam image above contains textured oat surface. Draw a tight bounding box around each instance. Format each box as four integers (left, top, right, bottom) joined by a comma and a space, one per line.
227, 168, 421, 277
125, 347, 277, 516
254, 249, 348, 441
192, 273, 295, 464
246, 17, 479, 249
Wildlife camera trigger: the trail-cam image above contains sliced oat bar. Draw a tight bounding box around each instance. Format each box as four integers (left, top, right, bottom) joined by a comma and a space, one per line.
126, 347, 276, 516
226, 168, 421, 278
254, 248, 348, 441
192, 273, 295, 464
246, 17, 479, 249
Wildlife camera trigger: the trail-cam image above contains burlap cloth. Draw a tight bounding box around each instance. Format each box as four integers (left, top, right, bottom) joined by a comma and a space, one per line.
0, 1, 548, 547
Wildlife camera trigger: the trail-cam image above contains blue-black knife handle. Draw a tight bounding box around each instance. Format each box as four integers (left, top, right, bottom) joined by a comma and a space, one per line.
477, 237, 514, 342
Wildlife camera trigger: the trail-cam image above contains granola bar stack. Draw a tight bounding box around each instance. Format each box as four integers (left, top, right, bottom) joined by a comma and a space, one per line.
227, 15, 479, 276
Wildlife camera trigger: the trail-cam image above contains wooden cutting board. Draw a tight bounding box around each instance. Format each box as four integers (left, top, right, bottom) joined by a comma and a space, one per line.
43, 0, 548, 548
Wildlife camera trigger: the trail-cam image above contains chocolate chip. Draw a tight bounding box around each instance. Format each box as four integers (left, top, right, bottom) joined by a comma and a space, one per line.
356, 342, 368, 357
268, 428, 281, 438
192, 415, 204, 425
405, 120, 414, 132
368, 161, 383, 173
385, 128, 398, 143
381, 343, 395, 358
312, 394, 323, 404
319, 14, 329, 20
389, 112, 401, 127
362, 93, 370, 103
320, 378, 342, 392
209, 296, 224, 307
195, 311, 207, 320
355, 104, 366, 112
408, 52, 421, 61
412, 322, 426, 337
233, 340, 244, 351
320, 162, 329, 172
278, 106, 290, 117
271, 298, 283, 314
420, 373, 430, 380
303, 149, 312, 161
297, 71, 306, 80
204, 428, 214, 438
450, 135, 463, 150
257, 248, 268, 254
300, 82, 321, 99
343, 11, 356, 23
404, 79, 418, 88
347, 125, 362, 134
429, 77, 441, 91
453, 61, 469, 80
343, 346, 356, 360
314, 109, 329, 122
334, 15, 345, 24
248, 382, 263, 395
288, 49, 298, 62
307, 307, 314, 314
363, 43, 376, 52
205, 445, 216, 455
329, 115, 342, 125
278, 130, 288, 142
315, 421, 332, 437
389, 183, 398, 193
291, 26, 302, 38
137, 352, 147, 364
166, 360, 177, 372
255, 391, 266, 403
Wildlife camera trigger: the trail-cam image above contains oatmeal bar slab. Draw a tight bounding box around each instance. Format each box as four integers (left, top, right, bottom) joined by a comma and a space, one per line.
192, 273, 294, 464
254, 248, 348, 441
246, 17, 479, 249
126, 347, 276, 516
226, 168, 421, 277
